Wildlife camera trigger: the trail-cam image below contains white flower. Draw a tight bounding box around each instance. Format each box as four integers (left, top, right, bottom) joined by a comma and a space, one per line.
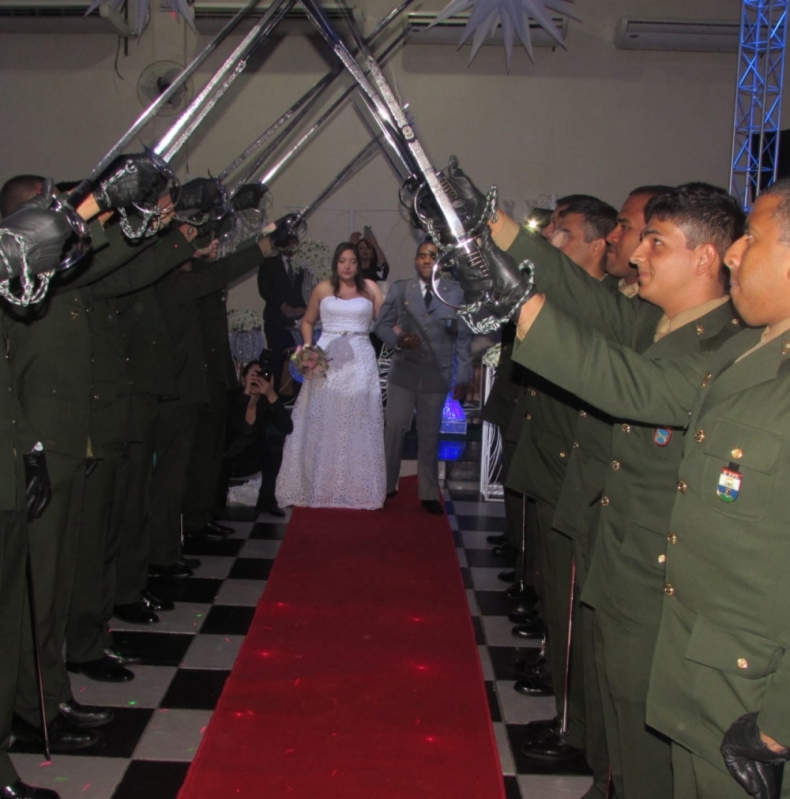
227, 308, 263, 333
293, 239, 333, 282
482, 343, 502, 368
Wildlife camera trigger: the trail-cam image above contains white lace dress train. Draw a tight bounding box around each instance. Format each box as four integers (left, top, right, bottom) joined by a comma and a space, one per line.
275, 295, 386, 510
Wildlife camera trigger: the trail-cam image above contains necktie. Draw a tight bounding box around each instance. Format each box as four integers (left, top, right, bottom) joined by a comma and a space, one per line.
286, 257, 295, 285
424, 284, 432, 309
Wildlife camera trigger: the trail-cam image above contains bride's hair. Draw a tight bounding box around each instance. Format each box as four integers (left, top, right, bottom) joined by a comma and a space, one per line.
330, 242, 369, 297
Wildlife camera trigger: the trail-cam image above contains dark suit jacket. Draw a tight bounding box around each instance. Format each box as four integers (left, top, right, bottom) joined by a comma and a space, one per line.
258, 252, 306, 331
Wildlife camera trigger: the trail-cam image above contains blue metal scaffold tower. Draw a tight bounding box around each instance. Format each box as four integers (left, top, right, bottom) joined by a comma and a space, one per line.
730, 0, 789, 210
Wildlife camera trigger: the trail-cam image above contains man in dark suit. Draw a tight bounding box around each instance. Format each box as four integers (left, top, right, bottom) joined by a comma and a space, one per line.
374, 239, 473, 515
257, 233, 306, 391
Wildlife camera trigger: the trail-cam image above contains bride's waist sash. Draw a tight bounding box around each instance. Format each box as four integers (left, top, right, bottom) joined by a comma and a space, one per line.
322, 329, 369, 336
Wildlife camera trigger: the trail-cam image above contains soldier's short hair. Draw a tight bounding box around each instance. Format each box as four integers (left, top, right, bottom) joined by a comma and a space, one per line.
0, 174, 44, 219
644, 183, 745, 259
557, 196, 618, 242
761, 179, 790, 244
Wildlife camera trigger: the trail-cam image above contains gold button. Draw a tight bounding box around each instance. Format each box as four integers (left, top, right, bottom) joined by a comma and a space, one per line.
70, 310, 79, 319
559, 452, 566, 459
572, 442, 580, 449
677, 480, 688, 493
579, 410, 587, 418
658, 554, 666, 564
696, 324, 705, 335
784, 341, 790, 356
526, 414, 532, 421
622, 423, 631, 433
611, 460, 620, 471
600, 496, 610, 506
737, 658, 749, 670
93, 394, 99, 400
694, 430, 705, 443
701, 372, 713, 387
664, 583, 675, 596
529, 389, 537, 397
731, 448, 744, 460
667, 532, 677, 545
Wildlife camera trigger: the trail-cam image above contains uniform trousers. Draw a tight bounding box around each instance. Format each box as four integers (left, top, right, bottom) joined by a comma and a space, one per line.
384, 382, 445, 501
147, 399, 199, 567
65, 452, 129, 663
115, 392, 159, 605
672, 742, 790, 799
16, 452, 86, 724
0, 506, 27, 787
594, 609, 673, 799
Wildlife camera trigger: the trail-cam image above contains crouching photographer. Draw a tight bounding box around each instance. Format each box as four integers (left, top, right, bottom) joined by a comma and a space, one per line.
222, 356, 293, 516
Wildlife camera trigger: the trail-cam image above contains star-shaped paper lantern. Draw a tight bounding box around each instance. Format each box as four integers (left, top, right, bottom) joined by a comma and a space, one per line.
86, 0, 196, 37
431, 0, 577, 67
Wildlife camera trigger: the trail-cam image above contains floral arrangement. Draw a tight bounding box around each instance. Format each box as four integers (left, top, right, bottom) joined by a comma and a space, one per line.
294, 238, 333, 282
290, 344, 331, 380
227, 308, 263, 333
482, 343, 501, 368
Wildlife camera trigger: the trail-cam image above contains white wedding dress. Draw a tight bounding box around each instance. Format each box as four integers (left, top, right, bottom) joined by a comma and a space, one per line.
276, 295, 387, 510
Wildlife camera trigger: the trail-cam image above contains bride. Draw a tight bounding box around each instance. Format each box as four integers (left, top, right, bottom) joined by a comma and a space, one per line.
275, 242, 387, 510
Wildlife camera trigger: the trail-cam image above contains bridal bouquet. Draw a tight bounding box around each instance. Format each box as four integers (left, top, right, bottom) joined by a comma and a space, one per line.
290, 344, 330, 379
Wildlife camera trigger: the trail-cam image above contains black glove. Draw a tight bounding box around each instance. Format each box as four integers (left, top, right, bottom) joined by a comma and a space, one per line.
270, 214, 298, 250
721, 713, 789, 799
172, 178, 225, 214
23, 446, 51, 522
231, 184, 267, 213
0, 201, 77, 280
453, 227, 535, 325
93, 153, 169, 212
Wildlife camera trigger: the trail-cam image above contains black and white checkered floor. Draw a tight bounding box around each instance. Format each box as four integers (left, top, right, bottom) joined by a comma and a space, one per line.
9, 488, 592, 799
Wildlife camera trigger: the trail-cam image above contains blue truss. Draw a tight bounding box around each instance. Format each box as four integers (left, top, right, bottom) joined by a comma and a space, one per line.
729, 0, 788, 209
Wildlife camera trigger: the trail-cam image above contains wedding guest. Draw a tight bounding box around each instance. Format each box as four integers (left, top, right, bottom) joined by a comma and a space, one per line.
351, 229, 390, 281
276, 243, 386, 509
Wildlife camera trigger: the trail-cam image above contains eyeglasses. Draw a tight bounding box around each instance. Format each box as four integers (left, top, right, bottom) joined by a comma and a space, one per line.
417, 250, 439, 260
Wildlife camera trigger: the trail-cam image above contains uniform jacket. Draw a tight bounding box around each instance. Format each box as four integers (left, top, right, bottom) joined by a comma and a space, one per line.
510, 299, 790, 772
374, 277, 473, 395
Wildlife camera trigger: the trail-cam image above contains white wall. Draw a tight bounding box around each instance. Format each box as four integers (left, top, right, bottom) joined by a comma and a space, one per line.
0, 0, 753, 311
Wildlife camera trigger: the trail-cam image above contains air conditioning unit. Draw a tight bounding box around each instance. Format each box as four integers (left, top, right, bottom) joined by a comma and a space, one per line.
406, 11, 568, 47
184, 1, 357, 36
0, 0, 141, 35
614, 18, 741, 53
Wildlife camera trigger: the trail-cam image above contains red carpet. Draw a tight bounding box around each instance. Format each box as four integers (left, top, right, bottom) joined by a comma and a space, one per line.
179, 477, 505, 798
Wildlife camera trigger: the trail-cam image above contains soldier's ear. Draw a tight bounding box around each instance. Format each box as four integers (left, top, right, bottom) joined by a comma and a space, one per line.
695, 242, 719, 276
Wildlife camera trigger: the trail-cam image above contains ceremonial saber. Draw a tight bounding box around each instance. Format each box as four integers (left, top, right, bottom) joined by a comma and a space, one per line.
250, 30, 408, 193
352, 100, 408, 181
218, 0, 416, 186
560, 558, 577, 737
66, 0, 270, 207
25, 551, 50, 760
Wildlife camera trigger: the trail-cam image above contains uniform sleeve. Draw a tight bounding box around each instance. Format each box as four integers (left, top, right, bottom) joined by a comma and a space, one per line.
512, 299, 707, 427
373, 283, 402, 349
508, 227, 641, 344
183, 244, 262, 301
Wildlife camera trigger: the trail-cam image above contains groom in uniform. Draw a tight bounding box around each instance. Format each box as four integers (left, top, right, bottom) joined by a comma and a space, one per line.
375, 238, 473, 514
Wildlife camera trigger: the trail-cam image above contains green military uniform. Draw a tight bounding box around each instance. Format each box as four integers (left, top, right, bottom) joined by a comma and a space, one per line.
510, 300, 789, 798
147, 245, 263, 568
506, 227, 742, 797
65, 223, 195, 663
0, 327, 31, 788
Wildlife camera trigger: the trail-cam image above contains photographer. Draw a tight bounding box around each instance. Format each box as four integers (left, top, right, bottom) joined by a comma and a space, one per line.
222, 357, 293, 516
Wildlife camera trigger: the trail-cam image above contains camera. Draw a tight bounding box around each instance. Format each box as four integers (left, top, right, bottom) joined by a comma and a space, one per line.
260, 368, 273, 382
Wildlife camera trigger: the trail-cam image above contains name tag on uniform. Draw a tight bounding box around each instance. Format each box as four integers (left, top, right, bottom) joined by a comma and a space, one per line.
654, 428, 673, 447
717, 465, 742, 502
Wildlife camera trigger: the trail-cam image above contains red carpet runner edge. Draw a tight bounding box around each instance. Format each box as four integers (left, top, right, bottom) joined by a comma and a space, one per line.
178, 476, 505, 798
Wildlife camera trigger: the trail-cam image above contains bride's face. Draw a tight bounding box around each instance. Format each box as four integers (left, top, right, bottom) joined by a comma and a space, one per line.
335, 249, 359, 281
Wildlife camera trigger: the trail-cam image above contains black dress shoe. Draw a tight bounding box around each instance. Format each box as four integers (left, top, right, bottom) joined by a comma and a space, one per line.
256, 502, 285, 517
104, 644, 144, 665
58, 700, 114, 729
523, 716, 560, 741
508, 594, 539, 615
12, 713, 98, 752
386, 490, 398, 499
421, 499, 443, 515
207, 519, 234, 535
492, 544, 518, 558
521, 730, 583, 760
508, 607, 539, 624
504, 583, 539, 600
113, 601, 160, 625
66, 656, 134, 683
515, 655, 548, 677
498, 570, 516, 583
180, 556, 201, 569
487, 533, 506, 545
514, 669, 554, 697
1, 779, 60, 798
148, 562, 193, 578
512, 617, 546, 639
142, 589, 174, 612
186, 525, 227, 541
